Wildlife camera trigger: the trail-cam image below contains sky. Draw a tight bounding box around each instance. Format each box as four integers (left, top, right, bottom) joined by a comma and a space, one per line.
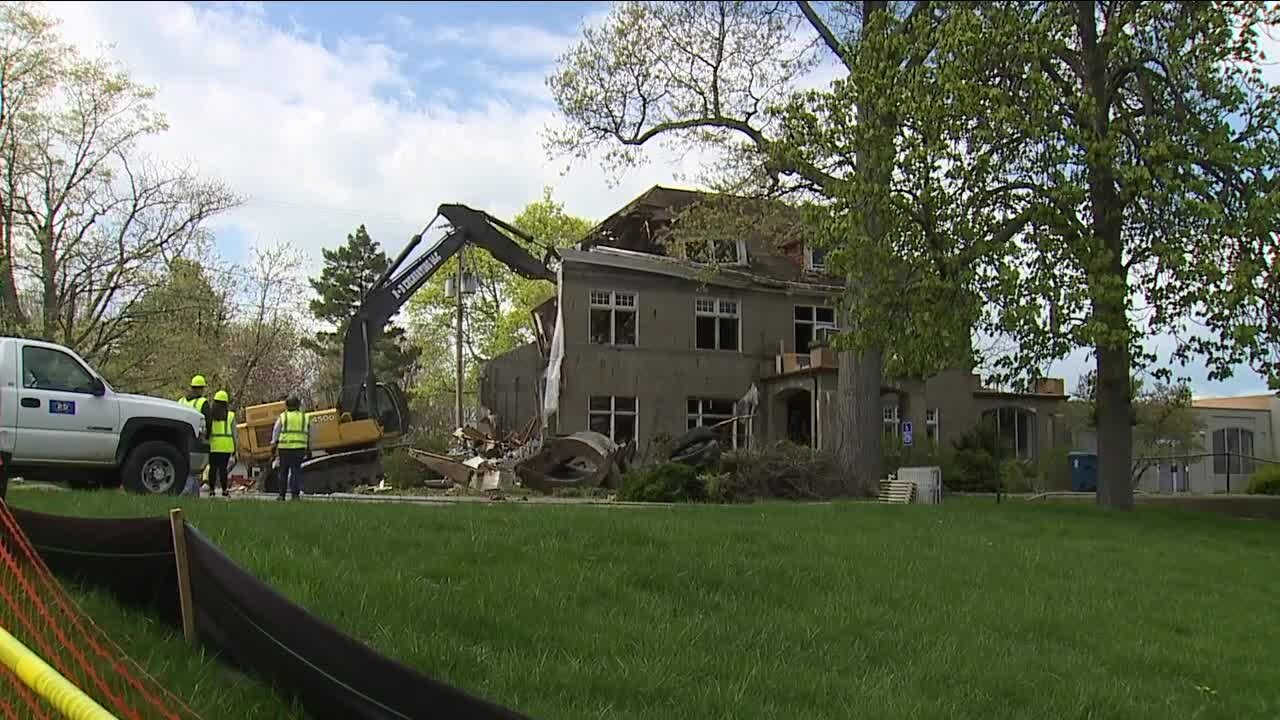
46, 0, 1273, 400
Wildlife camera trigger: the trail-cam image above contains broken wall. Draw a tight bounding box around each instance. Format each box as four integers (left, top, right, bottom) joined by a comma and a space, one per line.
478, 341, 544, 436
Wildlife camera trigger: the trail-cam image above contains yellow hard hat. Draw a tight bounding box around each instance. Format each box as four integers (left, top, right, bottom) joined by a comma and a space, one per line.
213, 390, 229, 402
190, 374, 207, 388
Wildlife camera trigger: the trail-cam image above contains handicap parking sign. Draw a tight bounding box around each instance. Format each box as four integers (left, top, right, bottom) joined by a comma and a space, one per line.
902, 421, 913, 446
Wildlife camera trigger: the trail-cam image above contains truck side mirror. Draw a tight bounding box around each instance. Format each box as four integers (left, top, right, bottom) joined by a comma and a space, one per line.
90, 376, 106, 396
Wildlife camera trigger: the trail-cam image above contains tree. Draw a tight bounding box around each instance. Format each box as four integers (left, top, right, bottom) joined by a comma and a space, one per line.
548, 1, 990, 494
98, 256, 228, 396
1071, 370, 1205, 488
220, 242, 318, 407
0, 2, 241, 357
306, 224, 420, 403
959, 1, 1280, 509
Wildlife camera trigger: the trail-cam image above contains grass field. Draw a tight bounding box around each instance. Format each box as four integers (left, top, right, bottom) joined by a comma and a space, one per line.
8, 489, 1280, 720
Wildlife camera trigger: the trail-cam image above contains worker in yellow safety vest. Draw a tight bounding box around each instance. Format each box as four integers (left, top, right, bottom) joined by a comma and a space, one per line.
207, 390, 237, 498
271, 395, 309, 501
177, 375, 212, 496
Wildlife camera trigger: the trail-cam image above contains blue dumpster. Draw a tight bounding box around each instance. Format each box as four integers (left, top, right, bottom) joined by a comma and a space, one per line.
1069, 451, 1098, 492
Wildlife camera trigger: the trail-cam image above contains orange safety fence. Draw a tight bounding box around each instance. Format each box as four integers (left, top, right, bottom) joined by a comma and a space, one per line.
0, 500, 202, 720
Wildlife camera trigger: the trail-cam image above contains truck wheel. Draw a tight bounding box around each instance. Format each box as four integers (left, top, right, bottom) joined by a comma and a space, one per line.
121, 441, 188, 495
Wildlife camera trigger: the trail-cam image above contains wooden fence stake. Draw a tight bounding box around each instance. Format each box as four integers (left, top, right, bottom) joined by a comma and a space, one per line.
169, 508, 196, 644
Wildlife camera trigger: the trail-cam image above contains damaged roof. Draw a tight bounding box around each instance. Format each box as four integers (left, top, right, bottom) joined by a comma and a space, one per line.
581, 184, 840, 286
561, 245, 842, 296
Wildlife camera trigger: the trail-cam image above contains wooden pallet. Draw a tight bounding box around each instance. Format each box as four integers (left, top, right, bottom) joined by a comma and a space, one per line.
878, 478, 916, 504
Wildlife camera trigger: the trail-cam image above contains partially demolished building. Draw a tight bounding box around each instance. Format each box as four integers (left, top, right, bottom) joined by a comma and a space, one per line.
481, 186, 1069, 465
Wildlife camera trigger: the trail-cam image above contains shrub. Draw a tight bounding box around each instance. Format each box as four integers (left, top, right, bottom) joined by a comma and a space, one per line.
998, 458, 1039, 493
1245, 464, 1280, 495
1035, 445, 1073, 491
719, 442, 845, 500
700, 471, 737, 503
618, 462, 706, 503
380, 448, 432, 490
948, 424, 1012, 492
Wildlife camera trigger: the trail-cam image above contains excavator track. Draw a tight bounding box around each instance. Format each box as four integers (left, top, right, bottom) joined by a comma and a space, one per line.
260, 448, 384, 495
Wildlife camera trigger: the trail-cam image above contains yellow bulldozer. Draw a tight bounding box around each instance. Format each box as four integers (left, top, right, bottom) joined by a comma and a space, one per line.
233, 203, 557, 495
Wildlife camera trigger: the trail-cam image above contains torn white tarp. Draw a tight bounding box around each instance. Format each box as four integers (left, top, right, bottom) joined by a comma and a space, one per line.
542, 263, 565, 423
735, 383, 760, 416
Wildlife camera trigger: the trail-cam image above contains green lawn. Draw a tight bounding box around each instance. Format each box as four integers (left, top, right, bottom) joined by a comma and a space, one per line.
8, 489, 1280, 720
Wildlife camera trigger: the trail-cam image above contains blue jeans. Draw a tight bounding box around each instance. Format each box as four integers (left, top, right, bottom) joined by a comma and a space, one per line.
278, 449, 305, 497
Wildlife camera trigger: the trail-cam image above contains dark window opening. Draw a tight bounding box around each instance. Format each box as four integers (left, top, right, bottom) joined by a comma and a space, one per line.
589, 290, 637, 346
588, 395, 637, 445
695, 297, 739, 351
1212, 427, 1255, 475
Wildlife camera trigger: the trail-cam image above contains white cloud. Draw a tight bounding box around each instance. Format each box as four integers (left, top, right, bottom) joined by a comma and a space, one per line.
46, 1, 709, 279
397, 17, 577, 63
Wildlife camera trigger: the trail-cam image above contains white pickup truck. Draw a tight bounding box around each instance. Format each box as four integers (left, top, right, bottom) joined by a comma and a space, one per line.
0, 337, 209, 494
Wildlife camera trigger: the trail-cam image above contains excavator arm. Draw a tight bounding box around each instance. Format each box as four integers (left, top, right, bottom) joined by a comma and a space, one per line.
338, 203, 558, 422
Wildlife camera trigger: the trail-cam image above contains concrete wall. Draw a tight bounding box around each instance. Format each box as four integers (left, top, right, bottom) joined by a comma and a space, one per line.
553, 262, 832, 450
477, 341, 543, 435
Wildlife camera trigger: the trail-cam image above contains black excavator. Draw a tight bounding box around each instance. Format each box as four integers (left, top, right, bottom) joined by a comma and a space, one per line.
234, 203, 558, 495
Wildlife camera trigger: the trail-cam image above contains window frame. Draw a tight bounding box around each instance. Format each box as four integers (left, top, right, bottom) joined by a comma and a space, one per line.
882, 404, 900, 437
793, 304, 838, 355
682, 238, 748, 266
21, 345, 99, 395
587, 395, 638, 445
1211, 427, 1255, 475
804, 245, 828, 272
981, 406, 1038, 461
926, 408, 939, 446
694, 296, 741, 352
686, 397, 748, 450
588, 289, 639, 347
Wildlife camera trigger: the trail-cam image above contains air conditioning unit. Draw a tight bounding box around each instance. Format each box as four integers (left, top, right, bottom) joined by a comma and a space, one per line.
897, 466, 943, 504
815, 326, 839, 344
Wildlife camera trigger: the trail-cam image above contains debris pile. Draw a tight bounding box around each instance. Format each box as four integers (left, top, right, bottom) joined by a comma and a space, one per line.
408, 414, 634, 495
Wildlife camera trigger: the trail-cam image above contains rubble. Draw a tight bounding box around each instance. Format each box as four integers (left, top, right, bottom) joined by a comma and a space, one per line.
407, 414, 631, 495
513, 431, 626, 493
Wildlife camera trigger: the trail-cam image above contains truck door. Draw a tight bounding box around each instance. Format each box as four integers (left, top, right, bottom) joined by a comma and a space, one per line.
13, 344, 119, 464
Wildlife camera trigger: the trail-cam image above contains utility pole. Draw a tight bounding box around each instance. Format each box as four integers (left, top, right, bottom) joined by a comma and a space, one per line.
455, 246, 466, 430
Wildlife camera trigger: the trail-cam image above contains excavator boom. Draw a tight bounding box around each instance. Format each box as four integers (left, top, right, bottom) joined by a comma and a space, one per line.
339, 203, 558, 420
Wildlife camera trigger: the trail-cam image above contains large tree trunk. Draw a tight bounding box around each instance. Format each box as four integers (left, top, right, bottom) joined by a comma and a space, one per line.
1078, 0, 1133, 510
1094, 340, 1134, 510
835, 345, 884, 496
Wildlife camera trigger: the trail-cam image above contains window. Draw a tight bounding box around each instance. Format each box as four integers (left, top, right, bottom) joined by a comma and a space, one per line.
687, 398, 749, 449
683, 238, 746, 265
695, 297, 740, 351
883, 405, 899, 437
1212, 427, 1255, 475
981, 407, 1037, 460
805, 245, 828, 272
21, 346, 96, 394
589, 290, 637, 346
588, 395, 637, 445
794, 305, 837, 354
926, 408, 939, 446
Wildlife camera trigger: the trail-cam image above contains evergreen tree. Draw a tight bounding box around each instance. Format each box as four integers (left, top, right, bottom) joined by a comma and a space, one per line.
306, 225, 420, 402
